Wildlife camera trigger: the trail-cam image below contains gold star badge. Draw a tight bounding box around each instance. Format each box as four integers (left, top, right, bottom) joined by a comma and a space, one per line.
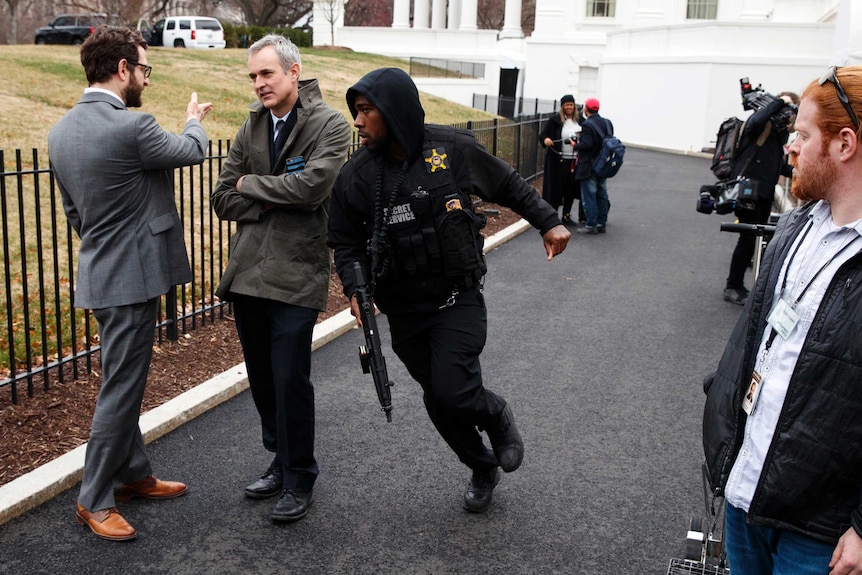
424, 148, 448, 173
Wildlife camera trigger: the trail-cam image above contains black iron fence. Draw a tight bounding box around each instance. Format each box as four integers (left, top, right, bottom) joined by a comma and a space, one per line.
409, 57, 485, 79
1, 114, 550, 404
473, 94, 559, 119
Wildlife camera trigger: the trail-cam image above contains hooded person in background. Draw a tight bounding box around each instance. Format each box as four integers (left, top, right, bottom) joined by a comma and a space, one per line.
328, 68, 570, 513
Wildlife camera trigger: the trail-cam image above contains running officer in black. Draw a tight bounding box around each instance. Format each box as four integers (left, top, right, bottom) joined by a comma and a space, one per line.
328, 68, 570, 513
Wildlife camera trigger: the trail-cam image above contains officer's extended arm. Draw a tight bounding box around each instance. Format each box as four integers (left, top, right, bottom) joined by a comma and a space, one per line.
352, 262, 394, 422
543, 224, 571, 260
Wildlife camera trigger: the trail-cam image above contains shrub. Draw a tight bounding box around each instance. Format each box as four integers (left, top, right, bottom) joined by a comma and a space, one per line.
222, 24, 311, 49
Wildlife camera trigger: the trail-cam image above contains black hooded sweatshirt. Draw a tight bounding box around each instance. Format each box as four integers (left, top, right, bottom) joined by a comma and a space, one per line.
328, 67, 560, 314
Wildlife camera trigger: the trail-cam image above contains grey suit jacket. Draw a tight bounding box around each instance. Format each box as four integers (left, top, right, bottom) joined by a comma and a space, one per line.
48, 91, 207, 309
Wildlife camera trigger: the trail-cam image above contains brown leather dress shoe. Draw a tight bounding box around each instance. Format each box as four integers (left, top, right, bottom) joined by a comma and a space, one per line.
75, 503, 136, 541
115, 475, 187, 502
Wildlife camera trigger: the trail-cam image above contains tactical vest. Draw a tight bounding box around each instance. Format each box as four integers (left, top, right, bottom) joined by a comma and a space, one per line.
374, 140, 487, 289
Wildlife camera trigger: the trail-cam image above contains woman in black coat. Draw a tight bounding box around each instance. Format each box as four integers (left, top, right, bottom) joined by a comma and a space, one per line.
539, 94, 583, 224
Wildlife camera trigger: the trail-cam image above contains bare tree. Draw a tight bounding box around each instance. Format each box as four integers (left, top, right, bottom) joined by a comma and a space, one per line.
477, 0, 535, 36
223, 0, 310, 26
318, 0, 343, 44
477, 0, 503, 30
520, 0, 535, 35
3, 0, 32, 44
343, 0, 390, 27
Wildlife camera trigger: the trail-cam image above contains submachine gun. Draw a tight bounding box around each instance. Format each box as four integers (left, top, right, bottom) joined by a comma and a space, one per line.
352, 262, 394, 422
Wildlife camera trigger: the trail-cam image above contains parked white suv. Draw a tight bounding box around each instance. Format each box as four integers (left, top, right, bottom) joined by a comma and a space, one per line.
151, 16, 225, 49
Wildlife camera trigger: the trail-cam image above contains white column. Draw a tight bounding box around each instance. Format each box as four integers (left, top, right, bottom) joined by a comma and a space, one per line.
431, 0, 446, 29
833, 0, 862, 66
499, 0, 523, 39
460, 0, 478, 30
414, 0, 430, 28
392, 0, 410, 28
447, 0, 461, 30
532, 0, 566, 38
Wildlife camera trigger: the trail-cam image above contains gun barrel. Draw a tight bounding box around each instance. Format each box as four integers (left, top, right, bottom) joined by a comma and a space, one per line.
352, 261, 394, 422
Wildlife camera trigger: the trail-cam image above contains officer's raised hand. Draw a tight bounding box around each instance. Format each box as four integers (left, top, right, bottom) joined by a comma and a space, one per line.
543, 224, 571, 260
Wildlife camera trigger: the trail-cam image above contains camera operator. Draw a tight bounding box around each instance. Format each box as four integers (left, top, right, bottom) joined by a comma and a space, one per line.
723, 90, 799, 306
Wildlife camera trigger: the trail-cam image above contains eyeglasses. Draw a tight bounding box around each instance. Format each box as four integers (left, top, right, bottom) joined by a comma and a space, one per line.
127, 60, 152, 79
818, 65, 860, 131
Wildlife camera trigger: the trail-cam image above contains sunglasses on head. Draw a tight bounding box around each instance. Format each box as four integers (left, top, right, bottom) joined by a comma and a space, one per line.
818, 65, 860, 131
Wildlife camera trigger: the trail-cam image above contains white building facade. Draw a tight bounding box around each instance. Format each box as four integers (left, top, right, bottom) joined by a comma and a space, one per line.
312, 0, 860, 153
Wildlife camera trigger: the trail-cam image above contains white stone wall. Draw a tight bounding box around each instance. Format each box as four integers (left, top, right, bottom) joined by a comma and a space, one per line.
312, 0, 862, 152
596, 21, 834, 152
332, 25, 514, 105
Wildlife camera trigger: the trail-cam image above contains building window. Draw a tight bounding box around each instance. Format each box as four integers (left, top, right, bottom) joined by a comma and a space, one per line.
578, 67, 599, 103
587, 1, 616, 18
687, 0, 718, 20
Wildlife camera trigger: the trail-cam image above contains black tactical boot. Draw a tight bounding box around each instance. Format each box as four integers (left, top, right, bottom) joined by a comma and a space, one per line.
463, 467, 500, 513
487, 404, 524, 472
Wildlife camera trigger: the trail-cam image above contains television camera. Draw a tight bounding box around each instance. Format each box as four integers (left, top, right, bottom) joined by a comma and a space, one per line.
698, 78, 796, 216
696, 179, 758, 215
740, 77, 798, 126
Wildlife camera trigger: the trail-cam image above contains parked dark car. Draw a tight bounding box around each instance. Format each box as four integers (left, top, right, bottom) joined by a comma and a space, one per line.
34, 13, 116, 45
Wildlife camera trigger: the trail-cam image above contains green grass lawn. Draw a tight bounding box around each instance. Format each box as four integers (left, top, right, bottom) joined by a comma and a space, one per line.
0, 44, 496, 377
0, 45, 493, 154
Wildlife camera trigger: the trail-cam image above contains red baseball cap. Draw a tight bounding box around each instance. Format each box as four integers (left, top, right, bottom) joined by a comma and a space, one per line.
584, 98, 600, 112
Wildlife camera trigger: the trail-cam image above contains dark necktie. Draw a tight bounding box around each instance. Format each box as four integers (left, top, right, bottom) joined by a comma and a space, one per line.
270, 119, 285, 170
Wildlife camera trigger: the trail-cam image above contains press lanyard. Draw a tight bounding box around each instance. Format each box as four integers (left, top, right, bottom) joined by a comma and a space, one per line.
744, 220, 860, 415
764, 220, 860, 351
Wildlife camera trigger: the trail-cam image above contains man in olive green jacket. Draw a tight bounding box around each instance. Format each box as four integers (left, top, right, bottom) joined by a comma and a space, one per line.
211, 34, 350, 524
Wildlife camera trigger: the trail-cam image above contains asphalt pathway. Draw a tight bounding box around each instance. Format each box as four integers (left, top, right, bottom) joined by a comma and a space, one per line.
0, 147, 751, 574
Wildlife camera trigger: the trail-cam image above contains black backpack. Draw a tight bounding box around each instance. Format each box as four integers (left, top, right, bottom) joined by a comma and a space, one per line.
710, 116, 772, 181
710, 117, 744, 180
591, 120, 625, 179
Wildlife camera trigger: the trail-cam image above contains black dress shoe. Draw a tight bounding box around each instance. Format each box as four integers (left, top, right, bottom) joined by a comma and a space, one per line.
271, 489, 313, 523
487, 405, 524, 472
463, 468, 500, 513
244, 469, 283, 500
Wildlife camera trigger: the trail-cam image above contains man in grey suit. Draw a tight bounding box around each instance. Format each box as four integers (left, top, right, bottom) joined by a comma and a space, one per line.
47, 26, 213, 541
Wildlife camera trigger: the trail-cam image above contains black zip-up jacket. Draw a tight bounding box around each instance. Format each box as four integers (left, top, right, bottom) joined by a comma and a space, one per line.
328, 68, 560, 314
703, 201, 862, 545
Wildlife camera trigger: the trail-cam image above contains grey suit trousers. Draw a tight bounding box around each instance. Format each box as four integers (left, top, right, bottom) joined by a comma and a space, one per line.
78, 298, 159, 511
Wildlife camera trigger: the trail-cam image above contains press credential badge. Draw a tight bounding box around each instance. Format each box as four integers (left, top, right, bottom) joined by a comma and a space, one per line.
767, 297, 800, 340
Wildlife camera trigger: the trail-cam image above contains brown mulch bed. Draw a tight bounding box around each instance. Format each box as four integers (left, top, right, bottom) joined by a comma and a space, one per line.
0, 203, 524, 487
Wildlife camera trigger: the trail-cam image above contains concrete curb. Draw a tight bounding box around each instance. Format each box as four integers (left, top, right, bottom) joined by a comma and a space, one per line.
0, 217, 532, 527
